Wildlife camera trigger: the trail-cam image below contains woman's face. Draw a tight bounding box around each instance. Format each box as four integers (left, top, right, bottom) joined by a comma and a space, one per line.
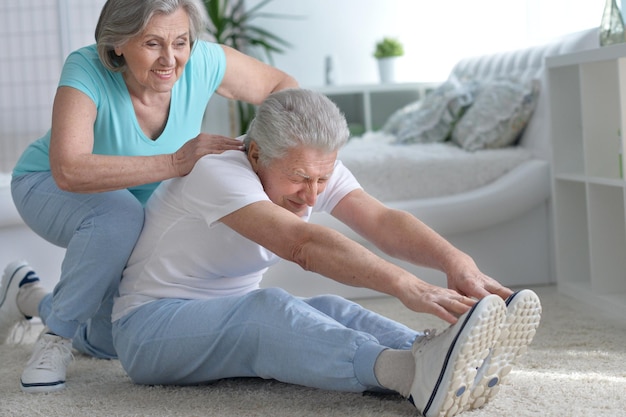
115, 8, 191, 96
250, 143, 338, 218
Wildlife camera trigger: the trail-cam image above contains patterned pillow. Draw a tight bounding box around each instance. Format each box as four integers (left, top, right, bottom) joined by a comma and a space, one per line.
382, 80, 478, 144
451, 78, 540, 151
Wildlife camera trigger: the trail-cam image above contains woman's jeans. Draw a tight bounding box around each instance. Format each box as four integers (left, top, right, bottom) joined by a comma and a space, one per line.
113, 288, 421, 392
11, 172, 144, 359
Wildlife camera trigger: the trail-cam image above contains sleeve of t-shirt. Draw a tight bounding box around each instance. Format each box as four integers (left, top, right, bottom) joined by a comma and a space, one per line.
191, 40, 226, 95
181, 152, 270, 227
58, 46, 105, 106
313, 160, 362, 214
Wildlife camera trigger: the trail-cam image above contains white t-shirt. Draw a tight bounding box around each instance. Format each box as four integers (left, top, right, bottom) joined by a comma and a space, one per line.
112, 150, 361, 321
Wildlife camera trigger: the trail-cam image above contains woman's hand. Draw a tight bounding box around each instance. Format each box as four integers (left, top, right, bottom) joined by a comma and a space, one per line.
172, 133, 244, 176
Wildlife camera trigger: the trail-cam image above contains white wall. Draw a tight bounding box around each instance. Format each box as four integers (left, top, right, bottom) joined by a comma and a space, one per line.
248, 0, 605, 88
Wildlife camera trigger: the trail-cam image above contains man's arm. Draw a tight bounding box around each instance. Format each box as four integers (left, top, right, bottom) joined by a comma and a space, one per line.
219, 200, 476, 323
331, 189, 513, 301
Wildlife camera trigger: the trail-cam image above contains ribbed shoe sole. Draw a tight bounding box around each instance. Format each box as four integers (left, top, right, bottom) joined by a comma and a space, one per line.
469, 289, 542, 409
419, 295, 506, 417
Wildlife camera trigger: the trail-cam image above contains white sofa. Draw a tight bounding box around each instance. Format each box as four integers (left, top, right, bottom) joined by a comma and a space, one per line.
262, 27, 600, 298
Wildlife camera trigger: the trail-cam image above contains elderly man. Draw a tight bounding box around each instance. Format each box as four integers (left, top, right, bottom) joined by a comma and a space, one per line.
110, 89, 541, 417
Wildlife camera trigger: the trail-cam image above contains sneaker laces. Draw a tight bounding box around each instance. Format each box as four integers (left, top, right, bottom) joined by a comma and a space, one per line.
6, 318, 32, 344
27, 334, 74, 371
412, 328, 437, 353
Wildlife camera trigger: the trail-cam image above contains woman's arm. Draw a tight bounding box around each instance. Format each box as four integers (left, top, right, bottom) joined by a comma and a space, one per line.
216, 45, 298, 104
49, 86, 241, 193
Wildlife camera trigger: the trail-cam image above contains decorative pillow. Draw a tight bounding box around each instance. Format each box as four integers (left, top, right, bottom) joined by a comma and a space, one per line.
382, 79, 478, 144
451, 78, 540, 151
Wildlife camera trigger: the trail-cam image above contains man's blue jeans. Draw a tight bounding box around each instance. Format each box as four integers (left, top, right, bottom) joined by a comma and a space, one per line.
113, 288, 420, 392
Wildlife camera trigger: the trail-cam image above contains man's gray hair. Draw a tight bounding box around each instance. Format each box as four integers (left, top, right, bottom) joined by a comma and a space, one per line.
244, 89, 350, 167
95, 0, 208, 72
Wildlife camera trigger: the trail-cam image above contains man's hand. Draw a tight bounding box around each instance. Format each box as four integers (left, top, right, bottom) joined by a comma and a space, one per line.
398, 280, 477, 324
445, 256, 514, 301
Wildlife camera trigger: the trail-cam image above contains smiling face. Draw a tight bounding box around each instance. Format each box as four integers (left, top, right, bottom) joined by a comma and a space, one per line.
114, 8, 191, 96
248, 142, 338, 218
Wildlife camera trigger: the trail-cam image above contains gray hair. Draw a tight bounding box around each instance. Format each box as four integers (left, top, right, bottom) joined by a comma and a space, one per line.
95, 0, 209, 72
244, 89, 350, 167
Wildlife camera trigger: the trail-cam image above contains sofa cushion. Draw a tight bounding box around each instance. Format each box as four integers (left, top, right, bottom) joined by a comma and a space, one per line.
382, 79, 478, 144
452, 78, 540, 151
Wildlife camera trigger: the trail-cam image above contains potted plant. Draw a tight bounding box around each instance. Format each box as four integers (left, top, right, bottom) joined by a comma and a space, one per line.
373, 37, 404, 83
203, 0, 298, 135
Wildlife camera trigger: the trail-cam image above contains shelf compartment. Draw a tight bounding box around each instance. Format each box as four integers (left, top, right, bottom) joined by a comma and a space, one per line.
587, 183, 626, 293
549, 64, 584, 177
370, 90, 421, 131
580, 59, 625, 180
324, 93, 365, 135
552, 179, 590, 287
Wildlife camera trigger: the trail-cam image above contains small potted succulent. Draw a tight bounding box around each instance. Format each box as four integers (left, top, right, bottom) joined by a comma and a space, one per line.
373, 37, 404, 83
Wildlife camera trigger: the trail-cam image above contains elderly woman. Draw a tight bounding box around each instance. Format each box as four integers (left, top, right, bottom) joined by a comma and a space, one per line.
109, 89, 541, 417
0, 0, 296, 393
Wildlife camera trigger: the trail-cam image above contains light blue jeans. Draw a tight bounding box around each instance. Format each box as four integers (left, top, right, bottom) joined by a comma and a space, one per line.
112, 288, 420, 392
11, 172, 144, 359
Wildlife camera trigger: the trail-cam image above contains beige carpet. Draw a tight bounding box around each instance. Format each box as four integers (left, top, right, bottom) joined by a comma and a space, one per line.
1, 285, 625, 417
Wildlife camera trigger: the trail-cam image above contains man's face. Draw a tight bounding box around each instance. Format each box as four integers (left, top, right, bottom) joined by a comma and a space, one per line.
251, 144, 337, 218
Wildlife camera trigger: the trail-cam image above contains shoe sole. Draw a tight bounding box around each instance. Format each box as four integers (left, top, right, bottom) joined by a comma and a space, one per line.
469, 289, 542, 409
21, 380, 66, 393
421, 294, 506, 417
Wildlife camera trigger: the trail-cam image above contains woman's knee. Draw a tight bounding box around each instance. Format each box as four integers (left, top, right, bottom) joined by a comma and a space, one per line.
104, 191, 144, 228
93, 191, 145, 242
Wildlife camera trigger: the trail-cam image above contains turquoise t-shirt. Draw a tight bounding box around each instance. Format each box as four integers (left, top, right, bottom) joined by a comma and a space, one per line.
12, 40, 226, 205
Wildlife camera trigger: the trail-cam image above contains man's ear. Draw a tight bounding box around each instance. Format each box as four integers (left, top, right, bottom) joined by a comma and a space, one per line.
247, 141, 260, 173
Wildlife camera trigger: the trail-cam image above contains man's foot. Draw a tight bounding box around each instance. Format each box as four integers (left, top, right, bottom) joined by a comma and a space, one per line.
21, 329, 73, 393
408, 294, 506, 417
0, 261, 40, 344
469, 289, 542, 409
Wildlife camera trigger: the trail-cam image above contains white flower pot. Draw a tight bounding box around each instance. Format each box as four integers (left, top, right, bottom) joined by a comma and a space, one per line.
377, 57, 397, 83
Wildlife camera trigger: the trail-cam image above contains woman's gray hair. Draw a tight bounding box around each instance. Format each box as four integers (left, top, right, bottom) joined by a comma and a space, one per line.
95, 0, 209, 72
244, 89, 350, 167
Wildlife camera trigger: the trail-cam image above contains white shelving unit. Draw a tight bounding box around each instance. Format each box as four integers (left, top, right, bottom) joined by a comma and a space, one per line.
313, 82, 439, 135
547, 43, 626, 317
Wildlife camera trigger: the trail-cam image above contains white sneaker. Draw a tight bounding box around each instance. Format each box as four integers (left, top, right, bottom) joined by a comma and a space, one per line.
21, 329, 74, 393
0, 261, 39, 344
469, 289, 542, 409
408, 294, 506, 417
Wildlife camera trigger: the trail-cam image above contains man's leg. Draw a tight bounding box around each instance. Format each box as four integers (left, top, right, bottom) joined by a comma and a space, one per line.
113, 288, 388, 392
303, 294, 420, 350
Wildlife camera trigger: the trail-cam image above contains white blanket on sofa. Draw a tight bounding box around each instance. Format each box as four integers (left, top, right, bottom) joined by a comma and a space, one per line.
338, 132, 533, 202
